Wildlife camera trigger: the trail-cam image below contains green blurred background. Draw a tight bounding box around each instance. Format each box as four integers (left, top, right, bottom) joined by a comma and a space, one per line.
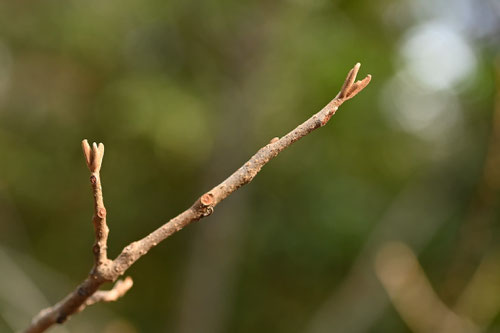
0, 0, 499, 332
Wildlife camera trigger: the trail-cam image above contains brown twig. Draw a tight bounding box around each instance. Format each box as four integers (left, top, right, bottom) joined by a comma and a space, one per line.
78, 277, 134, 312
81, 140, 110, 268
24, 63, 371, 333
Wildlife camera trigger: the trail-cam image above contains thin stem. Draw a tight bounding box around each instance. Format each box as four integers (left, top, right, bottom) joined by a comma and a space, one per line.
81, 140, 109, 266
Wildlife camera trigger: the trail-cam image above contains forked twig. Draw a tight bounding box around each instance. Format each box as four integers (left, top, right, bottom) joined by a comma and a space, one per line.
24, 63, 371, 333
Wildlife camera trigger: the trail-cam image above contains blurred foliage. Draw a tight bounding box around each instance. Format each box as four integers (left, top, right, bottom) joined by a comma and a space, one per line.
0, 0, 498, 332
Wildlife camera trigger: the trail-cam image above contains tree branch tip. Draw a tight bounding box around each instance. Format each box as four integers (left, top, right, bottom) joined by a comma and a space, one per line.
82, 139, 92, 170
122, 276, 134, 287
113, 276, 134, 291
338, 64, 371, 100
339, 63, 359, 99
105, 276, 134, 300
362, 74, 372, 84
81, 140, 105, 172
350, 62, 361, 80
81, 139, 90, 153
93, 142, 104, 157
340, 67, 357, 98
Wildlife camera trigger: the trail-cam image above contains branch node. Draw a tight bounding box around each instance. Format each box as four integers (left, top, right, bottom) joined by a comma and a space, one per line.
82, 139, 105, 173
202, 206, 214, 217
97, 208, 107, 218
338, 63, 371, 101
201, 193, 214, 206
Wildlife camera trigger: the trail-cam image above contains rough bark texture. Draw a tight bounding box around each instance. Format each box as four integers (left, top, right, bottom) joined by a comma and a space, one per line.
24, 63, 371, 333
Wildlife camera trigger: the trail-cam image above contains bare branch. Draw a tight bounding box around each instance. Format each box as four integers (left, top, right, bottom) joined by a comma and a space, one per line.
82, 140, 110, 267
78, 277, 134, 312
24, 63, 371, 333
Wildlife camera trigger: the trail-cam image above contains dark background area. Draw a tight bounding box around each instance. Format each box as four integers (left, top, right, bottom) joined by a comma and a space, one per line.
0, 0, 499, 332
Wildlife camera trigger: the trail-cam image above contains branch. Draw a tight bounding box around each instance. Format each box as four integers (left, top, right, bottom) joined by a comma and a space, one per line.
375, 242, 479, 333
24, 63, 371, 333
81, 140, 110, 267
78, 277, 134, 312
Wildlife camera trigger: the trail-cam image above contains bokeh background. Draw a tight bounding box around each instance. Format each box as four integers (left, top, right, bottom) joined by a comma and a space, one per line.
0, 0, 499, 332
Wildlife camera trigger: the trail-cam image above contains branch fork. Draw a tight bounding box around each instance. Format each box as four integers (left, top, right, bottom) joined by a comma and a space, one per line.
25, 63, 371, 333
82, 140, 104, 173
338, 62, 371, 100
